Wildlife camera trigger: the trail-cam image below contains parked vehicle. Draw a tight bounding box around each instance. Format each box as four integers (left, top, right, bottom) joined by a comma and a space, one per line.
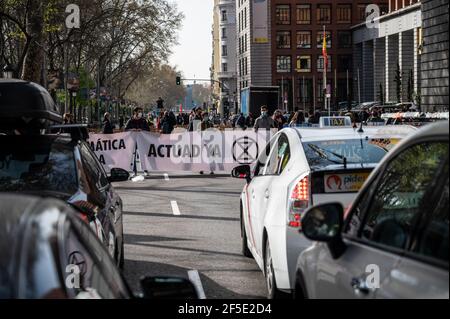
295, 121, 449, 299
232, 119, 416, 298
0, 194, 198, 299
0, 79, 129, 269
240, 86, 280, 116
338, 101, 361, 110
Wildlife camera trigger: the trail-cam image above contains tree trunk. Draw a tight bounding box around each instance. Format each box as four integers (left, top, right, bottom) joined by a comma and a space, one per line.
21, 0, 45, 85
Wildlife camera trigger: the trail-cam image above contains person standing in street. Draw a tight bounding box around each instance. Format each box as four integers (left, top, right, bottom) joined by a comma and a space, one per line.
246, 113, 255, 128
359, 107, 370, 123
236, 112, 247, 130
273, 109, 286, 130
254, 106, 275, 131
289, 111, 305, 127
177, 113, 184, 126
119, 116, 125, 130
201, 111, 213, 130
125, 107, 150, 131
188, 107, 203, 132
102, 112, 114, 134
160, 111, 177, 134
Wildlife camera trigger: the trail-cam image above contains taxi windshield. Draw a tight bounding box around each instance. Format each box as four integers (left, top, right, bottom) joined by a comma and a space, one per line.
303, 139, 391, 169
0, 136, 78, 195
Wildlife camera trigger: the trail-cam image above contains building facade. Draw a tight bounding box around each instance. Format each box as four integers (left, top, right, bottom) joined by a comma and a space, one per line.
421, 0, 449, 111
270, 0, 388, 113
212, 0, 238, 115
211, 0, 221, 110
353, 0, 422, 107
236, 0, 273, 112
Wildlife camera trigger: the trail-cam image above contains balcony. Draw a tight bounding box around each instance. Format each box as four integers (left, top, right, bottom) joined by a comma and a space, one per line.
217, 71, 236, 79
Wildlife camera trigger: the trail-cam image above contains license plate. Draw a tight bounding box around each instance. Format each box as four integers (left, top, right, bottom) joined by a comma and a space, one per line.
324, 173, 370, 193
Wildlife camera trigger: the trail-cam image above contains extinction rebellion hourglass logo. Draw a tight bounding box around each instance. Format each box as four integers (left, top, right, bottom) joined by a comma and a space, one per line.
233, 136, 259, 164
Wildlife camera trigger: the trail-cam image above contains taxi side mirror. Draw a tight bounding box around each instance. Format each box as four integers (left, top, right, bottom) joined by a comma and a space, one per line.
231, 165, 252, 183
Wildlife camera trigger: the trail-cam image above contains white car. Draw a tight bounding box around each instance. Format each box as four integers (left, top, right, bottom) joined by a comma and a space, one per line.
232, 121, 417, 298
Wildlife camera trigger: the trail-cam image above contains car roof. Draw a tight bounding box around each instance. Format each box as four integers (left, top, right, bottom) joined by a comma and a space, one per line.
399, 121, 449, 143
290, 125, 418, 142
0, 133, 75, 146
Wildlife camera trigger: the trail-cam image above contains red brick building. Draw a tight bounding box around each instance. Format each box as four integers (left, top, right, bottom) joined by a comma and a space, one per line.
270, 0, 388, 112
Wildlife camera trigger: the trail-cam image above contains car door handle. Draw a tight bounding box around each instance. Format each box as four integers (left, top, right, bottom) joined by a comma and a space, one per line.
351, 277, 370, 295
264, 189, 270, 199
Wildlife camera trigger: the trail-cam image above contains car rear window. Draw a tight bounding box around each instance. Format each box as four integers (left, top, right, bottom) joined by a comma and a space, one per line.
303, 139, 394, 169
0, 137, 78, 195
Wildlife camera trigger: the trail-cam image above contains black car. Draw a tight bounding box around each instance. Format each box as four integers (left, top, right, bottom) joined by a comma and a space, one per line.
0, 79, 129, 269
0, 194, 198, 299
0, 134, 129, 269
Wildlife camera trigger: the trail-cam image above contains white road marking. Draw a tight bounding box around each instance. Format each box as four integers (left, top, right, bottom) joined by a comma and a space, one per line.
171, 201, 181, 216
188, 270, 207, 299
164, 173, 170, 181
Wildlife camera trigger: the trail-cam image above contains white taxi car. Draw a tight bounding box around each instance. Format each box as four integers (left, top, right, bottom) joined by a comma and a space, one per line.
231, 118, 417, 298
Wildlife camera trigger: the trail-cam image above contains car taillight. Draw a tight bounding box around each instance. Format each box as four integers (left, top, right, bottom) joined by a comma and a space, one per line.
288, 176, 309, 229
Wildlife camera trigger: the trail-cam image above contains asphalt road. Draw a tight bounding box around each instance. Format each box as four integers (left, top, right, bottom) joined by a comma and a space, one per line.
113, 173, 267, 299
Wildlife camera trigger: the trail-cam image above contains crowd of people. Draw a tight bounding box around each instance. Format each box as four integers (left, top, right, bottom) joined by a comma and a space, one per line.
97, 104, 391, 135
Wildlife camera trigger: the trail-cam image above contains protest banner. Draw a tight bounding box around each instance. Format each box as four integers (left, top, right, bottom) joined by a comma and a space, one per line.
135, 130, 275, 173
88, 132, 136, 173
88, 130, 275, 173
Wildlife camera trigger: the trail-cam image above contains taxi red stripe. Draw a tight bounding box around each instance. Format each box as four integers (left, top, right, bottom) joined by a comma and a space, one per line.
244, 184, 257, 248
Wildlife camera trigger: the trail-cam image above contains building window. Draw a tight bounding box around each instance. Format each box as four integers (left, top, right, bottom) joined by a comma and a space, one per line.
296, 55, 312, 73
222, 28, 227, 39
222, 10, 227, 22
297, 31, 311, 49
276, 31, 291, 49
317, 31, 332, 49
338, 31, 352, 48
222, 45, 227, 56
244, 7, 248, 28
358, 5, 368, 21
277, 56, 292, 73
298, 78, 313, 104
244, 34, 247, 52
245, 58, 248, 75
317, 4, 331, 24
222, 63, 228, 72
337, 4, 352, 24
276, 5, 291, 25
337, 55, 352, 72
317, 55, 332, 72
380, 5, 389, 15
296, 4, 311, 24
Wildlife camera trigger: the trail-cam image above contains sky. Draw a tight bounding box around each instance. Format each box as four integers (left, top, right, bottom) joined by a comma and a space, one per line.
169, 0, 214, 81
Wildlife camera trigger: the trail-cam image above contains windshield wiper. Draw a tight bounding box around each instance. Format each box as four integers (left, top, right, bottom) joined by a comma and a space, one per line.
307, 144, 354, 167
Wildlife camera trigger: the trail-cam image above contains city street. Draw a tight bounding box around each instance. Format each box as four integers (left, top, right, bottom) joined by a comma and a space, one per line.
1, 0, 449, 305
115, 174, 267, 299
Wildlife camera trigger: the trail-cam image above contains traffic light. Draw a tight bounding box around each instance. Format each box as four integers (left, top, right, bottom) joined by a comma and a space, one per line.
176, 76, 181, 86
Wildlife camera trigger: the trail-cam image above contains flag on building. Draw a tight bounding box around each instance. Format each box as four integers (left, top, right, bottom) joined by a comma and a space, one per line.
322, 27, 328, 71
